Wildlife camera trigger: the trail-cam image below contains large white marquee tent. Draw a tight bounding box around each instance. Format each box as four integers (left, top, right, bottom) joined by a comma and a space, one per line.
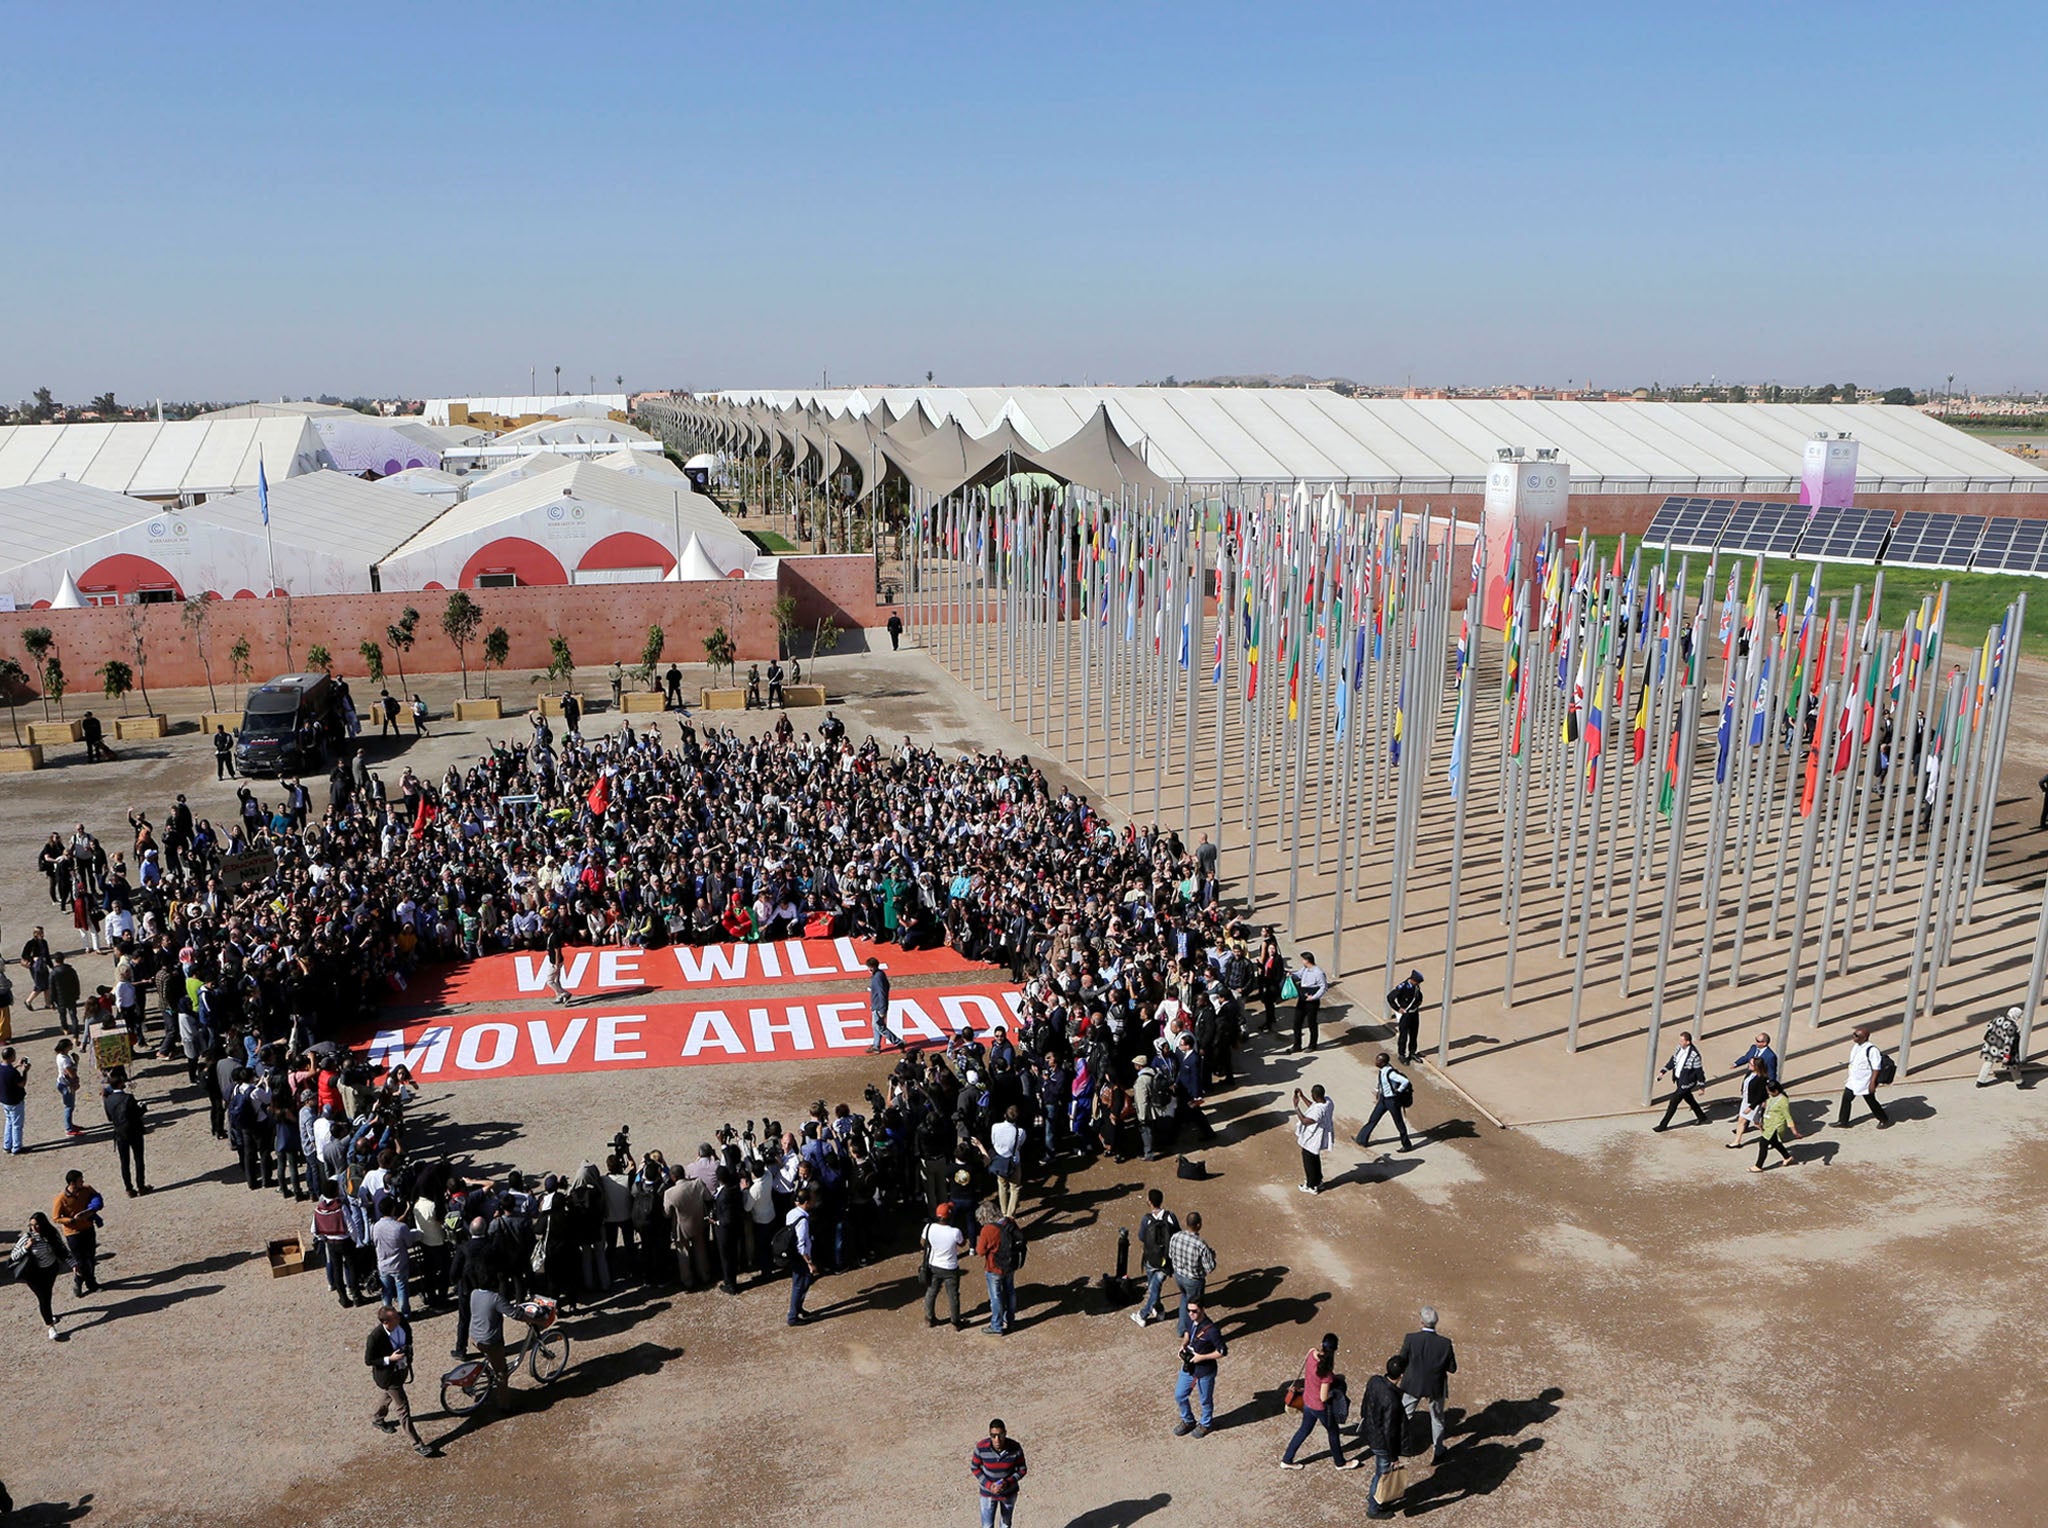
0, 419, 328, 499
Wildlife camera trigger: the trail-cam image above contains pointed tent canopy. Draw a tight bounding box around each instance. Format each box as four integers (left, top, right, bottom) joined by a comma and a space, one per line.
884, 399, 938, 445
667, 531, 732, 582
1029, 402, 1172, 498
50, 569, 84, 608
894, 418, 1053, 498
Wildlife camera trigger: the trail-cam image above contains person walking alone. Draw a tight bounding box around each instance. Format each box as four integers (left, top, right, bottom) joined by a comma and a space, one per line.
1387, 969, 1425, 1064
867, 958, 899, 1052
1130, 1188, 1179, 1328
101, 1067, 151, 1195
1293, 1084, 1335, 1194
53, 1169, 103, 1299
1173, 1299, 1227, 1438
365, 1305, 435, 1457
1397, 1305, 1458, 1463
13, 1212, 73, 1340
1835, 1026, 1891, 1129
1291, 953, 1328, 1052
968, 1418, 1026, 1526
1360, 1053, 1415, 1152
1361, 1353, 1410, 1518
1279, 1332, 1358, 1470
1653, 1031, 1709, 1131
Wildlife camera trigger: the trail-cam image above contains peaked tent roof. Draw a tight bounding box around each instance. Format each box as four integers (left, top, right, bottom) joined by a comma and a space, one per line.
1029, 403, 1172, 497
50, 569, 84, 608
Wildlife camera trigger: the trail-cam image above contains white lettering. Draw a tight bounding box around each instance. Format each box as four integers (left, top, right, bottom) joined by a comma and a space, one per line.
749, 1004, 815, 1054
940, 993, 1004, 1034
834, 936, 862, 972
673, 944, 749, 984
596, 1014, 646, 1062
757, 942, 781, 978
455, 1022, 518, 1071
680, 1008, 746, 1058
891, 997, 946, 1042
513, 956, 549, 995
526, 1017, 588, 1066
816, 1000, 864, 1048
366, 1026, 450, 1076
598, 950, 641, 988
785, 940, 832, 977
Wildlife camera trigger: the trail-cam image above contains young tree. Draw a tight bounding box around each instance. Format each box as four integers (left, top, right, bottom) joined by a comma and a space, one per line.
481, 626, 510, 697
811, 614, 843, 671
702, 625, 735, 687
306, 644, 333, 675
545, 633, 575, 683
180, 596, 219, 710
99, 658, 135, 715
0, 656, 27, 745
44, 655, 66, 719
441, 591, 483, 697
280, 590, 297, 670
359, 639, 386, 685
772, 592, 800, 658
125, 604, 154, 717
20, 627, 54, 720
228, 636, 253, 708
387, 607, 420, 692
637, 623, 666, 687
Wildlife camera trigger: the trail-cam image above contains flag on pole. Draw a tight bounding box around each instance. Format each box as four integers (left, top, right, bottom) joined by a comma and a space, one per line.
259, 457, 271, 526
1657, 721, 1679, 816
1631, 651, 1651, 762
1391, 679, 1405, 763
1585, 668, 1606, 793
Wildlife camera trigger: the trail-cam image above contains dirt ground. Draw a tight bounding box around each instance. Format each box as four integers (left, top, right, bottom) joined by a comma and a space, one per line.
3, 652, 2046, 1527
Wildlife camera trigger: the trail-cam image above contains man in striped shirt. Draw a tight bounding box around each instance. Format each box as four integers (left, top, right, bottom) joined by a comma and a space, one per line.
969, 1419, 1027, 1526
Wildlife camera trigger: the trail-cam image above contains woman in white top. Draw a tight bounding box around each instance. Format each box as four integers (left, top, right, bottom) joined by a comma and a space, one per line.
986, 1106, 1027, 1219
1293, 1084, 1336, 1194
921, 1204, 967, 1329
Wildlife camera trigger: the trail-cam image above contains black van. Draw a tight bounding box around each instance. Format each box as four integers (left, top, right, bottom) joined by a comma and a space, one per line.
235, 673, 339, 776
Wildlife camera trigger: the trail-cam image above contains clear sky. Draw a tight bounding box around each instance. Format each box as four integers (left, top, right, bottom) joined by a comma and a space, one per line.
3, 3, 2042, 403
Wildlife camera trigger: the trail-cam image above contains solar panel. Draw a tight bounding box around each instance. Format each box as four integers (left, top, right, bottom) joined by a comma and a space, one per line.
1970, 518, 2048, 575
1642, 495, 1692, 547
1886, 511, 1986, 570
1796, 505, 1891, 564
1717, 500, 1804, 557
1644, 495, 1729, 552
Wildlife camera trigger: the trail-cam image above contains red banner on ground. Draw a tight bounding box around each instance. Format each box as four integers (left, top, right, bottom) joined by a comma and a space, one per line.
357, 985, 1024, 1082
398, 937, 995, 1007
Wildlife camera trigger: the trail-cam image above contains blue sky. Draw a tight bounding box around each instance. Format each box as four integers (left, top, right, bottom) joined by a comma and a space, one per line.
3, 3, 2042, 401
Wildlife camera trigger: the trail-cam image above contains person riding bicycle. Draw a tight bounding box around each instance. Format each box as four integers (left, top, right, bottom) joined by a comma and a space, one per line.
468, 1282, 540, 1406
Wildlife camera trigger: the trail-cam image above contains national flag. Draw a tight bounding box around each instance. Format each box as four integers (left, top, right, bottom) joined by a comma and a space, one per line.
1449, 683, 1470, 799
1799, 740, 1819, 816
1630, 651, 1651, 762
1564, 642, 1588, 743
1747, 649, 1773, 747
1657, 722, 1678, 817
587, 772, 610, 817
1585, 668, 1606, 792
1390, 679, 1405, 763
258, 456, 270, 526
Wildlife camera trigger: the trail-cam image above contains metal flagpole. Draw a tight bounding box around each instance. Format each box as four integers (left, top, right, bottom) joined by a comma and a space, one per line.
1728, 591, 1785, 984
1774, 675, 1835, 1061
1900, 677, 1962, 1073
1643, 672, 1701, 1105
1965, 593, 2022, 919
1440, 583, 1478, 1065
2017, 842, 2048, 1064
1183, 510, 1201, 836
1503, 583, 1530, 1007
1808, 639, 1872, 1028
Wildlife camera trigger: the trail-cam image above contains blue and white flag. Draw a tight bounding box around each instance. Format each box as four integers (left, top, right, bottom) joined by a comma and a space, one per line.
258, 457, 270, 526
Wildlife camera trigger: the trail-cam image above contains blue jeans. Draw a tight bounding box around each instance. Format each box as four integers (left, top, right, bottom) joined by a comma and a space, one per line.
324, 1242, 360, 1301
1138, 1267, 1166, 1322
788, 1261, 813, 1323
378, 1271, 410, 1314
58, 1085, 75, 1132
985, 1270, 1014, 1333
1283, 1405, 1345, 1466
1366, 1451, 1395, 1511
1175, 1369, 1215, 1427
1173, 1275, 1204, 1339
1363, 1098, 1413, 1149
3, 1101, 23, 1152
978, 1497, 1015, 1528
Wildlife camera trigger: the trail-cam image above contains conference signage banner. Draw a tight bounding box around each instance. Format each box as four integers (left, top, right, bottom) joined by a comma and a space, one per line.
397, 937, 996, 1007
359, 984, 1024, 1081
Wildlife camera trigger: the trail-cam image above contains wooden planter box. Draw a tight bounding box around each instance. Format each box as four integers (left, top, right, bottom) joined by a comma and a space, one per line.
266, 1234, 311, 1278
0, 744, 43, 772
114, 714, 168, 740
28, 719, 82, 745
701, 687, 747, 710
782, 684, 827, 707
536, 693, 588, 718
200, 711, 242, 733
453, 697, 503, 721
621, 691, 667, 713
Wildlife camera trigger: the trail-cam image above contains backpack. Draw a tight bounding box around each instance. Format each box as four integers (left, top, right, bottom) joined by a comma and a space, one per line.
1393, 1077, 1415, 1110
1138, 1212, 1175, 1270
1871, 1046, 1897, 1087
769, 1216, 800, 1265
995, 1218, 1026, 1273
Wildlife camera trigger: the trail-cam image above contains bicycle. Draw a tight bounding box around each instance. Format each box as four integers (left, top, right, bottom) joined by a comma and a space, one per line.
440, 1297, 570, 1414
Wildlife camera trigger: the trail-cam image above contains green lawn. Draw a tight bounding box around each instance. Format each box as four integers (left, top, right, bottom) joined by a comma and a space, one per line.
1587, 536, 2045, 662
751, 530, 797, 554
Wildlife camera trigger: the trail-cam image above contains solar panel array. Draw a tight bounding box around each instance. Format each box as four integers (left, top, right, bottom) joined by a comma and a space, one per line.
1718, 501, 1807, 558
1797, 505, 1893, 564
1642, 495, 1736, 553
1886, 511, 1987, 571
1970, 518, 2048, 575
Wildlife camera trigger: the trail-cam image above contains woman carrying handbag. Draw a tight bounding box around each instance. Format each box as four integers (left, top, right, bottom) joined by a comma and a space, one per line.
1279, 1332, 1358, 1470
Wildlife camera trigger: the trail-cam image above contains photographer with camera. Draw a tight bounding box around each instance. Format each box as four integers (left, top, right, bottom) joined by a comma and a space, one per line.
1173, 1298, 1228, 1438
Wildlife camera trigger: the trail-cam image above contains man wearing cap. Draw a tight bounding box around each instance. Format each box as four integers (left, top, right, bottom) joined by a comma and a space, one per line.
922, 1202, 966, 1329
1388, 970, 1425, 1064
1979, 1008, 2023, 1087
867, 957, 899, 1052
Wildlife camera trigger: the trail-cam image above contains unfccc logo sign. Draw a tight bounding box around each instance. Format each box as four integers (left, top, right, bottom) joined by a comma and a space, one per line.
148, 520, 166, 538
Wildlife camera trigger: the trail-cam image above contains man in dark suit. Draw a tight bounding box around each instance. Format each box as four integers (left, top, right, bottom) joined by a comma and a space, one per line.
1397, 1305, 1458, 1463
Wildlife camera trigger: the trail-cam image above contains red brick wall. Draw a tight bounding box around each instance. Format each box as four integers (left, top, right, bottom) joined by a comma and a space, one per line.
0, 582, 780, 694
776, 554, 892, 632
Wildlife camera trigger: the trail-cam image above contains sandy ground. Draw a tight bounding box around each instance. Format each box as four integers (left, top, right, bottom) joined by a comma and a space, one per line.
2, 652, 2046, 1527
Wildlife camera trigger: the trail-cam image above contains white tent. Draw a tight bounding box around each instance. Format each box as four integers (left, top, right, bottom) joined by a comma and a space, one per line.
667, 532, 735, 582
49, 570, 83, 608
374, 461, 749, 591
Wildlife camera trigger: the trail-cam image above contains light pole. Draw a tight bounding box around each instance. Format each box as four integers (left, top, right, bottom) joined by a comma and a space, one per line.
554, 365, 561, 397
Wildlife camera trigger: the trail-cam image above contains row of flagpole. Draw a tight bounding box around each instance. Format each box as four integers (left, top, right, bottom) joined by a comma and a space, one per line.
661, 429, 2041, 1095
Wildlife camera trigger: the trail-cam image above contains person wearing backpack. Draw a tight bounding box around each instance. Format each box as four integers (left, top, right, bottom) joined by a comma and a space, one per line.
1836, 1026, 1892, 1129
1360, 1053, 1415, 1152
975, 1205, 1024, 1335
1130, 1188, 1179, 1327
1654, 1031, 1710, 1131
